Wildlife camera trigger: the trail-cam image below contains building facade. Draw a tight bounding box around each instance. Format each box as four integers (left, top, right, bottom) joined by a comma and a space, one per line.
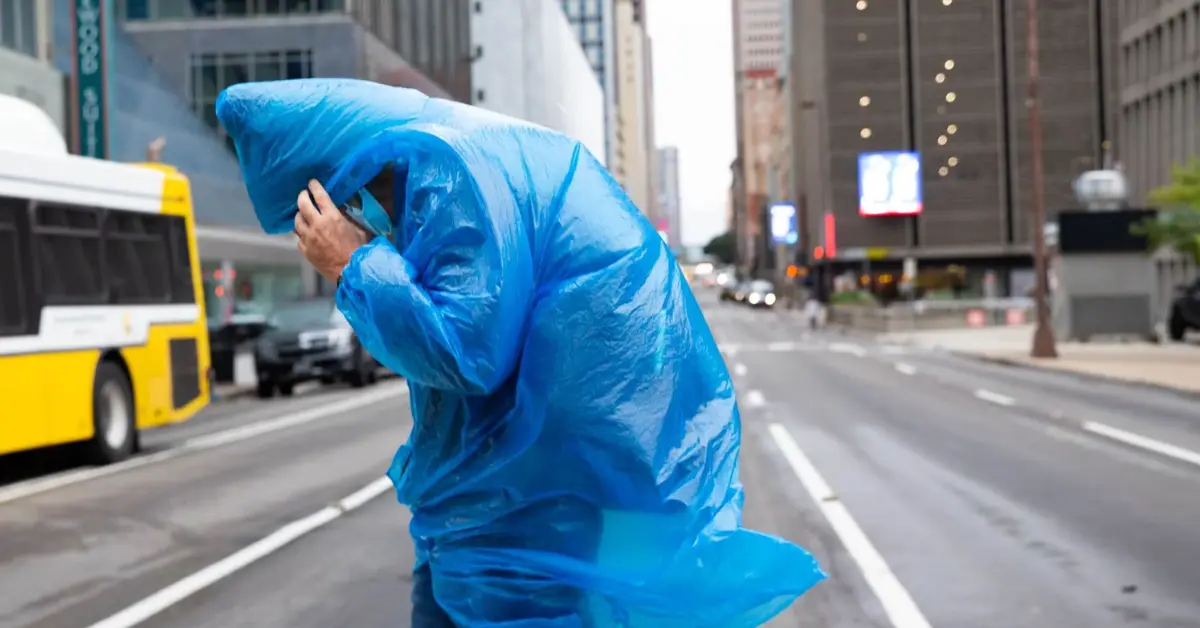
560, 0, 620, 172
657, 146, 682, 251
1, 0, 64, 132
38, 0, 467, 320
614, 0, 653, 216
470, 0, 606, 164
788, 0, 1116, 293
1118, 0, 1198, 203
732, 0, 783, 271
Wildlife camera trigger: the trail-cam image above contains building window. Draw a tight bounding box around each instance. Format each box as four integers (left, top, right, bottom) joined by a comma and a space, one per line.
0, 0, 37, 57
125, 0, 344, 20
190, 50, 313, 150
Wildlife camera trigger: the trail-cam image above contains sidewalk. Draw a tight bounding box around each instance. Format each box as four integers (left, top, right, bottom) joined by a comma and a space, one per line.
878, 325, 1200, 395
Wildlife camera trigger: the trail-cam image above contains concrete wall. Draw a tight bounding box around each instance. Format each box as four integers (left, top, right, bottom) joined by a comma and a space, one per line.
470, 0, 606, 166
0, 48, 66, 133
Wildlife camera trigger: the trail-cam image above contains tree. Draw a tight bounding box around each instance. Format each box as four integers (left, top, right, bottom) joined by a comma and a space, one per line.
702, 231, 737, 265
1135, 159, 1200, 263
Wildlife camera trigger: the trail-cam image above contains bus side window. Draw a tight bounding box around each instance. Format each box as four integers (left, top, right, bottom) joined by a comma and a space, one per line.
32, 202, 106, 306
104, 209, 173, 304
0, 195, 37, 337
165, 216, 195, 304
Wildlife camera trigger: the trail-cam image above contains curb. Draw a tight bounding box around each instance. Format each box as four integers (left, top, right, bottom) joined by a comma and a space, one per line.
950, 350, 1200, 402
211, 386, 257, 403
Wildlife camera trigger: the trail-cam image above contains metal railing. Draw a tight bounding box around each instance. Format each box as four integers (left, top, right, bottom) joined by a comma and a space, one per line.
827, 299, 1035, 334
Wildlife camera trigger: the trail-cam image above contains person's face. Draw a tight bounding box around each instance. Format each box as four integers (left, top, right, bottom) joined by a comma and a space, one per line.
363, 167, 397, 218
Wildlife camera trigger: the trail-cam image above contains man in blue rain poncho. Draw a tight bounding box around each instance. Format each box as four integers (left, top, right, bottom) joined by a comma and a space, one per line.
217, 79, 823, 627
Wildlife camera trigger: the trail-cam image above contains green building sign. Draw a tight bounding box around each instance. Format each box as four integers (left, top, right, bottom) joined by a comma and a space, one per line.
72, 0, 111, 159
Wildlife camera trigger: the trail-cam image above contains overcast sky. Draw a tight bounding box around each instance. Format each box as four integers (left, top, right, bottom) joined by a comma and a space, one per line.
647, 0, 736, 247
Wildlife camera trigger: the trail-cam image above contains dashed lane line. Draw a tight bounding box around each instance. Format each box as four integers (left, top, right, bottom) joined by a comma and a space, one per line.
0, 383, 408, 507
87, 476, 394, 628
768, 423, 933, 628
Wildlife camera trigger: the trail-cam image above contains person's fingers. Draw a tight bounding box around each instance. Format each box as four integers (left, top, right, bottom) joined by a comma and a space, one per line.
293, 211, 310, 238
297, 188, 320, 225
308, 179, 337, 214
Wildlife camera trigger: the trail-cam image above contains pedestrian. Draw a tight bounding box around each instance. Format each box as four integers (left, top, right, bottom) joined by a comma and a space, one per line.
218, 78, 823, 627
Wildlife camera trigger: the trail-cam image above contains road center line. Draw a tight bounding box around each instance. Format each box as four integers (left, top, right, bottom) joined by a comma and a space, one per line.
86, 476, 394, 628
973, 389, 1016, 407
1082, 421, 1200, 469
733, 363, 748, 377
767, 423, 932, 628
0, 384, 408, 506
744, 389, 767, 408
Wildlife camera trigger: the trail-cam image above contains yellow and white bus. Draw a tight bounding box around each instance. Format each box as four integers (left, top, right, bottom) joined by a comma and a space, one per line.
0, 96, 211, 464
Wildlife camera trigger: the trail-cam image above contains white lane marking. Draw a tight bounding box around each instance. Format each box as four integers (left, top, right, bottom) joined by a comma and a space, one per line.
744, 389, 767, 408
87, 476, 394, 628
828, 342, 867, 357
719, 344, 741, 356
893, 363, 917, 376
1082, 421, 1200, 469
767, 424, 932, 628
881, 345, 906, 355
0, 384, 408, 506
733, 363, 748, 377
767, 341, 796, 352
973, 389, 1016, 407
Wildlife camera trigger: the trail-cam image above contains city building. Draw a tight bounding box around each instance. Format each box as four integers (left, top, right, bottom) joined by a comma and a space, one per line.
1118, 1, 1198, 203
657, 146, 681, 250
41, 0, 468, 318
470, 0, 606, 165
614, 0, 655, 218
731, 0, 784, 271
788, 0, 1117, 295
1, 0, 64, 132
560, 0, 620, 172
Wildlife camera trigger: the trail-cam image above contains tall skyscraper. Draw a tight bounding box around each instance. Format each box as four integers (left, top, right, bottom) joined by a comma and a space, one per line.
658, 146, 682, 251
1118, 2, 1193, 204
561, 0, 621, 174
614, 0, 656, 218
731, 0, 784, 270
471, 0, 607, 165
787, 0, 1116, 295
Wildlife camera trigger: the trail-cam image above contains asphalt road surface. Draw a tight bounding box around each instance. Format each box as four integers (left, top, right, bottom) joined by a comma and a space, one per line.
1, 290, 1199, 627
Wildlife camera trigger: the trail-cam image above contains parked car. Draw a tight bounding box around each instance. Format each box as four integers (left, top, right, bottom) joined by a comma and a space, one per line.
253, 298, 379, 397
743, 280, 778, 308
1168, 278, 1200, 341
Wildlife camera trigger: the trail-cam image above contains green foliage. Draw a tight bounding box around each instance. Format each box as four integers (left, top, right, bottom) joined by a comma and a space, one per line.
1136, 159, 1200, 263
702, 231, 737, 265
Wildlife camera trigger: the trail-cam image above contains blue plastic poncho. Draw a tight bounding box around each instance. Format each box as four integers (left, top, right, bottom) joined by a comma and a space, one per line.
217, 79, 823, 627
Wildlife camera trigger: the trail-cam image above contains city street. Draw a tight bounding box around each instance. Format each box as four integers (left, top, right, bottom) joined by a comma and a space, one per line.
1, 291, 1200, 627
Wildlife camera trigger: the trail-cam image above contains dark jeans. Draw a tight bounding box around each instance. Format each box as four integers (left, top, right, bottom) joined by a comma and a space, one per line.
409, 499, 603, 627
411, 561, 456, 628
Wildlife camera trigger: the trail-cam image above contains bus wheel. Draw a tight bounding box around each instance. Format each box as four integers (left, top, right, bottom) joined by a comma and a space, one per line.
89, 361, 136, 464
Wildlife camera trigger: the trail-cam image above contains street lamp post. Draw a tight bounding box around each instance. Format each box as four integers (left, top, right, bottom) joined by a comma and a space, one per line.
1026, 0, 1058, 359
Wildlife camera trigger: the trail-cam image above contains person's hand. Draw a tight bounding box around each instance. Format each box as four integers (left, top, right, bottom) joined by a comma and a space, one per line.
295, 179, 371, 283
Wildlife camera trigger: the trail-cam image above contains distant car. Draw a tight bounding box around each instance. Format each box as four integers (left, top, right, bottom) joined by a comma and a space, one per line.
720, 280, 746, 302
1168, 278, 1200, 341
253, 299, 379, 398
743, 280, 778, 308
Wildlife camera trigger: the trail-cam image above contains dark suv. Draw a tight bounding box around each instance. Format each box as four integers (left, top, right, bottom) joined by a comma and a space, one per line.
254, 299, 378, 398
1168, 278, 1200, 341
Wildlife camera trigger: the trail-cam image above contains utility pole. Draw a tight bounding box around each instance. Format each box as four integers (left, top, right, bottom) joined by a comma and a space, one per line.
1026, 0, 1058, 358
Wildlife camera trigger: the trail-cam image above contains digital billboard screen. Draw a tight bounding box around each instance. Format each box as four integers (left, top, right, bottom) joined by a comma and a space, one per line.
858, 151, 922, 217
